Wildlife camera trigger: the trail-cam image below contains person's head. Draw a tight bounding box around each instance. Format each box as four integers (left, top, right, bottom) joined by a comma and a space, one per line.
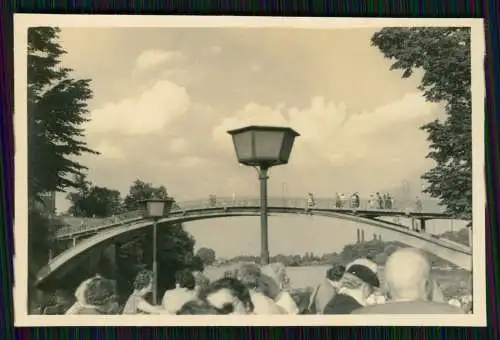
194, 272, 210, 295
202, 277, 254, 314
133, 269, 154, 295
340, 258, 380, 299
236, 263, 262, 290
175, 269, 196, 290
326, 263, 346, 282
75, 276, 98, 304
176, 299, 222, 315
384, 247, 432, 302
262, 262, 289, 291
83, 276, 117, 312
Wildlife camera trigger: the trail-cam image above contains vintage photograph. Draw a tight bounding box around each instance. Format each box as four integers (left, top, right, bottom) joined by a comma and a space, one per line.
14, 15, 485, 326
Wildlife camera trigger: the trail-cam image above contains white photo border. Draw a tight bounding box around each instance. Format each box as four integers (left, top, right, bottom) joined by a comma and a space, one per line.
13, 14, 486, 327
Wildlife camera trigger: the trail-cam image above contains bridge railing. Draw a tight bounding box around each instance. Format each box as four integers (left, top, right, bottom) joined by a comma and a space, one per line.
54, 196, 443, 239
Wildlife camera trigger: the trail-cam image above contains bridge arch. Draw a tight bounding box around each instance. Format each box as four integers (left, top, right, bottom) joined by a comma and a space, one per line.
36, 207, 471, 287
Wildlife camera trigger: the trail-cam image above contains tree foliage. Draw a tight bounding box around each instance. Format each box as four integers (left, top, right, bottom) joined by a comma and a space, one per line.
122, 179, 170, 211
28, 207, 58, 307
66, 174, 123, 218
28, 27, 98, 199
196, 247, 217, 266
371, 28, 472, 221
116, 224, 197, 297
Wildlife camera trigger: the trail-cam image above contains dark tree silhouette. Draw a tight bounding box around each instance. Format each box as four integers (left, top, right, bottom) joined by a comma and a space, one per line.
371, 28, 472, 223
196, 247, 217, 266
66, 174, 122, 217
28, 27, 98, 199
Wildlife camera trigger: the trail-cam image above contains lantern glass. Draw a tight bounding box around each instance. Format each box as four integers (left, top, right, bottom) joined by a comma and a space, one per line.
232, 130, 253, 161
147, 201, 165, 217
253, 130, 285, 161
228, 125, 299, 167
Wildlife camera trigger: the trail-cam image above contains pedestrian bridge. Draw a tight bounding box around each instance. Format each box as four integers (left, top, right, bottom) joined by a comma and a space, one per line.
36, 196, 472, 287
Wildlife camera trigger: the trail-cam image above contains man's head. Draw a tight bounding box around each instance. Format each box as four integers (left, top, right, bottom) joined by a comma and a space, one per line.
175, 269, 196, 290
384, 247, 432, 301
203, 277, 254, 314
133, 269, 154, 293
326, 263, 346, 282
236, 263, 262, 290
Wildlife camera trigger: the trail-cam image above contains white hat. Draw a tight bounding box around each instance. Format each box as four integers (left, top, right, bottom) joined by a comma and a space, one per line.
345, 258, 380, 287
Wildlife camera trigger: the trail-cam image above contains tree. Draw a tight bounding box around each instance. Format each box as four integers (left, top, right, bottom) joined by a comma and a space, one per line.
27, 28, 97, 307
27, 207, 57, 308
116, 224, 197, 298
440, 228, 470, 246
122, 179, 170, 211
67, 178, 123, 218
28, 27, 98, 199
371, 28, 472, 222
196, 247, 217, 266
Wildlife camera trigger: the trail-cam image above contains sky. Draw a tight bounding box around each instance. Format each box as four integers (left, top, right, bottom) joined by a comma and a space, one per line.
52, 26, 464, 257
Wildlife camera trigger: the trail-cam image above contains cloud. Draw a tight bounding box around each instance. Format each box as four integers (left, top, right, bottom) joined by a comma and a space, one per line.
134, 49, 183, 73
85, 80, 190, 136
179, 156, 205, 167
212, 92, 440, 179
94, 140, 125, 160
250, 63, 262, 72
170, 137, 189, 154
208, 45, 222, 54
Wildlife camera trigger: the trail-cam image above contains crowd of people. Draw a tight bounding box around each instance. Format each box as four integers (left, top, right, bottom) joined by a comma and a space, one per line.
44, 246, 471, 316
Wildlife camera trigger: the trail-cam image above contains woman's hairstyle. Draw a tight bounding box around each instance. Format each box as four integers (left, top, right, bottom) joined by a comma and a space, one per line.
326, 263, 346, 281
202, 277, 254, 313
83, 277, 117, 307
133, 269, 154, 291
175, 269, 196, 290
237, 263, 262, 289
176, 299, 222, 315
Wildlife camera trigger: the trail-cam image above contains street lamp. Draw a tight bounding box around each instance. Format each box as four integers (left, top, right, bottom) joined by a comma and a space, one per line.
227, 125, 300, 265
139, 197, 174, 305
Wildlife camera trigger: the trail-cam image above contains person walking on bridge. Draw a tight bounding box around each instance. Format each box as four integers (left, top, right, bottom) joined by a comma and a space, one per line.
415, 196, 423, 213
352, 248, 464, 314
350, 192, 360, 209
368, 194, 376, 210
335, 192, 342, 208
376, 192, 383, 209
385, 193, 393, 209
306, 192, 315, 215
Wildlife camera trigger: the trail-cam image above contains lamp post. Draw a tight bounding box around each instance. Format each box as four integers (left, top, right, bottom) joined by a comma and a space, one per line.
139, 198, 174, 305
227, 125, 300, 265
